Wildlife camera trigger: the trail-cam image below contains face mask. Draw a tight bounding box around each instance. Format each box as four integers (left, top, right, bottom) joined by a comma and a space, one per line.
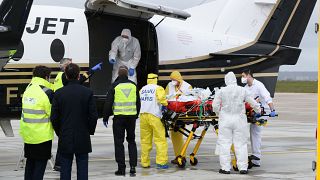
171, 80, 178, 86
122, 37, 129, 43
241, 77, 247, 84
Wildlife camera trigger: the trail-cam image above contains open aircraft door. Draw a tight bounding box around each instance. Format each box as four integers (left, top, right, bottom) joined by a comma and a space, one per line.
0, 0, 33, 70
85, 0, 191, 20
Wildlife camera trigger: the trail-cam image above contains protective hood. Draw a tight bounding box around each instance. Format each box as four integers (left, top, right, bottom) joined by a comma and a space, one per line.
170, 71, 183, 82
224, 71, 237, 86
147, 73, 158, 85
121, 29, 132, 40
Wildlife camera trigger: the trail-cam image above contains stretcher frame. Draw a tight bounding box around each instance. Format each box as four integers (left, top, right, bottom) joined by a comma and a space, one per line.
162, 101, 269, 169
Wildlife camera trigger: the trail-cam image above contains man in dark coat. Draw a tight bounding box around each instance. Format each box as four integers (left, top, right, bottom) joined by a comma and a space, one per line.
51, 63, 98, 180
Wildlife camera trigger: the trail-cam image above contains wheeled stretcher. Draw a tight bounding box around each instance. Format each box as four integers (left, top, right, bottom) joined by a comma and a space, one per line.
162, 99, 271, 169
162, 99, 218, 168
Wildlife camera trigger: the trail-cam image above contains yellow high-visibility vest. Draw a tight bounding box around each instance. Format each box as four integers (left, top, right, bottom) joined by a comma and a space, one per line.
19, 77, 54, 144
113, 83, 137, 115
54, 72, 64, 92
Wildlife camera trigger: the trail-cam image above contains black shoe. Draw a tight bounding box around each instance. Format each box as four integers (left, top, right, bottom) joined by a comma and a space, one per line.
252, 163, 260, 167
219, 169, 230, 174
130, 167, 136, 177
249, 155, 260, 161
240, 170, 248, 174
53, 165, 60, 172
115, 169, 125, 176
171, 158, 178, 164
248, 161, 260, 169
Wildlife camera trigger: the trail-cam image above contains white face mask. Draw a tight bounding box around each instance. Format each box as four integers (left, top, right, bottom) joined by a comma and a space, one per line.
122, 37, 129, 43
241, 77, 247, 84
171, 80, 178, 86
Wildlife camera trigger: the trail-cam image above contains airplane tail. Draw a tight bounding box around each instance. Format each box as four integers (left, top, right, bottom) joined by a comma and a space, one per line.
186, 0, 317, 96
258, 0, 317, 48
238, 0, 317, 96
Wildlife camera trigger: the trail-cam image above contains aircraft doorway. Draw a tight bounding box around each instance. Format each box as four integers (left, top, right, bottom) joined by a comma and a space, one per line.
85, 12, 159, 96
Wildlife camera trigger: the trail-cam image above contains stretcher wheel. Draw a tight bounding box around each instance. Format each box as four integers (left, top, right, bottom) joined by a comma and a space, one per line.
190, 157, 198, 166
177, 156, 186, 168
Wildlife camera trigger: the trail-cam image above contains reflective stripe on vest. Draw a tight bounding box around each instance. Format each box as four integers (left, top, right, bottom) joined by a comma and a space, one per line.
21, 111, 50, 123
113, 83, 137, 115
23, 108, 46, 114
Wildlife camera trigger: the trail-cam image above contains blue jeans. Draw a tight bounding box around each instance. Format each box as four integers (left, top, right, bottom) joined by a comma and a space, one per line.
60, 153, 88, 180
24, 158, 47, 180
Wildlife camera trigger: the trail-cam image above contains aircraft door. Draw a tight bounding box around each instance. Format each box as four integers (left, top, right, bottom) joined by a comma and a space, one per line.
0, 0, 34, 70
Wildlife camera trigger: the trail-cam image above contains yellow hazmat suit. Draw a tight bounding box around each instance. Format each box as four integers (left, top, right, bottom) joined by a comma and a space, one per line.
140, 74, 168, 167
165, 71, 192, 158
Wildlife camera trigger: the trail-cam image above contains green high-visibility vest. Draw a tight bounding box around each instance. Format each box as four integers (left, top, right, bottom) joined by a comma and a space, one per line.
19, 77, 54, 144
54, 72, 64, 92
113, 83, 137, 115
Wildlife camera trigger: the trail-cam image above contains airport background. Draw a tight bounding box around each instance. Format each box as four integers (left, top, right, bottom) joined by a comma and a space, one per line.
0, 0, 318, 179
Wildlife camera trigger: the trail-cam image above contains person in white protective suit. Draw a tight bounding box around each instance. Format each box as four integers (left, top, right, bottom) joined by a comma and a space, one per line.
213, 72, 261, 175
241, 69, 277, 168
109, 29, 141, 84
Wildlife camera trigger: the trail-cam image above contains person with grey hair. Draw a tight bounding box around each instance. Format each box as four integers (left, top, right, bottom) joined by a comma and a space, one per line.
54, 58, 103, 92
54, 58, 72, 91
109, 29, 141, 84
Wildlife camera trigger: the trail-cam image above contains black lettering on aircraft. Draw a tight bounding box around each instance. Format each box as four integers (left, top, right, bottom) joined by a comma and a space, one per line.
26, 17, 41, 33
42, 18, 57, 34
60, 18, 75, 35
25, 17, 75, 35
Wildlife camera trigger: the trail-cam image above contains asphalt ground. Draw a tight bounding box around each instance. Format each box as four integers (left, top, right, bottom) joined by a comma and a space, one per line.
0, 93, 316, 180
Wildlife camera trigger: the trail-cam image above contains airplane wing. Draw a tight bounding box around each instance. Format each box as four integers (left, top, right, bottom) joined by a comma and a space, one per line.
85, 0, 191, 20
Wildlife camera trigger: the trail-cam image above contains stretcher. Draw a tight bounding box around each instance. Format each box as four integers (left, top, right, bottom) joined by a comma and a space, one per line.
162, 99, 271, 169
162, 98, 218, 168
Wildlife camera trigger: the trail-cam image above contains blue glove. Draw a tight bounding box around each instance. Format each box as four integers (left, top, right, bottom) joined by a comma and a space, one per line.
269, 110, 277, 117
91, 62, 102, 71
161, 106, 167, 112
103, 119, 108, 128
254, 113, 261, 118
128, 68, 134, 76
109, 59, 116, 64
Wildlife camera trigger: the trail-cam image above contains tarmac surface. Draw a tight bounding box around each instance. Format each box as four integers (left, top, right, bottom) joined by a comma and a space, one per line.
0, 93, 317, 179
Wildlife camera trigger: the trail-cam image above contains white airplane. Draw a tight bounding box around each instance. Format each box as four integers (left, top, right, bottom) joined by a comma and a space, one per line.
0, 0, 316, 136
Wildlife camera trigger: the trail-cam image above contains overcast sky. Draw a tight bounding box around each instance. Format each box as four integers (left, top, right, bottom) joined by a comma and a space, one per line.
33, 0, 319, 72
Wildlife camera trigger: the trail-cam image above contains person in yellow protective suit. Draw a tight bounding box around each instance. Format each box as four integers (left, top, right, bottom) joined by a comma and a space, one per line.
140, 73, 169, 169
165, 71, 192, 164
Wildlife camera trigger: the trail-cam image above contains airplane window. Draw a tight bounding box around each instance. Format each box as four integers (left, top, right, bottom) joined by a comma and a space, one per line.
50, 38, 65, 62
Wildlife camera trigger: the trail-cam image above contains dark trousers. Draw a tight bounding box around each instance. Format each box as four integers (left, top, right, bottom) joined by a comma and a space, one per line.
54, 146, 61, 167
112, 118, 137, 170
60, 153, 88, 180
24, 158, 47, 180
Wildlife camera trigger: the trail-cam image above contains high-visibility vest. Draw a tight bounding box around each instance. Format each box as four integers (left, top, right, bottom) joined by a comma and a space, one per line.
54, 72, 64, 92
113, 83, 137, 115
140, 84, 162, 118
19, 77, 54, 144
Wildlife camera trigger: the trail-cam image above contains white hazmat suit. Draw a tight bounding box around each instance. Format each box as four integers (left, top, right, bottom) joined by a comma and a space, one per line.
109, 29, 141, 83
213, 72, 261, 171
